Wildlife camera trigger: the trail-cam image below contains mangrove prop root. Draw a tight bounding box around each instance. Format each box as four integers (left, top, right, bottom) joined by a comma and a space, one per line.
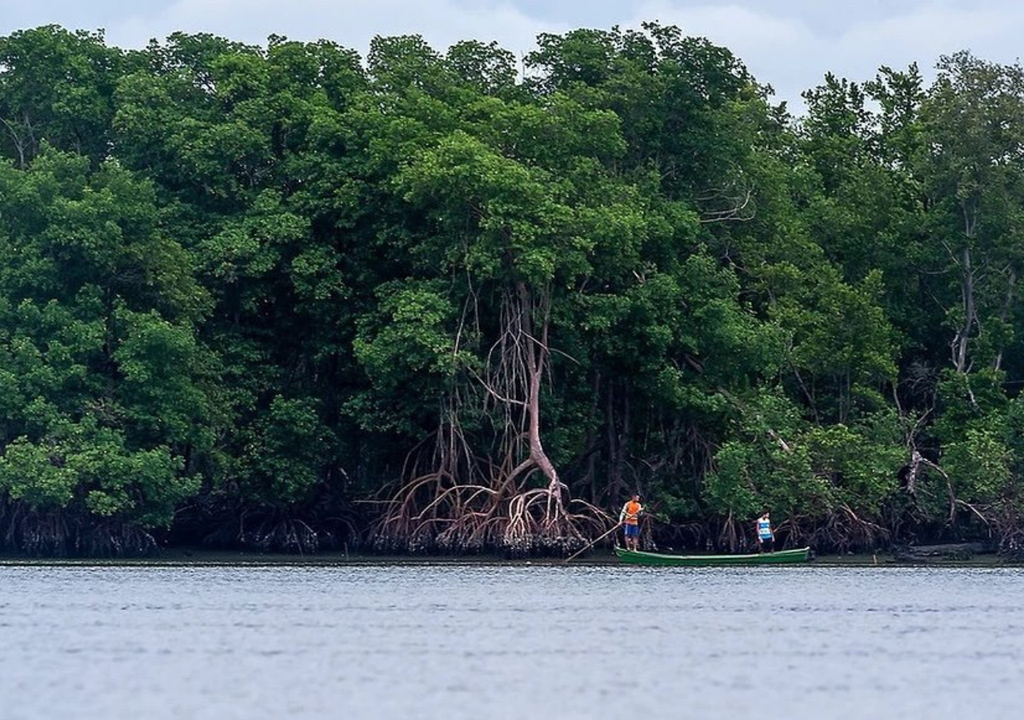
370, 283, 610, 556
0, 501, 157, 557
371, 469, 608, 556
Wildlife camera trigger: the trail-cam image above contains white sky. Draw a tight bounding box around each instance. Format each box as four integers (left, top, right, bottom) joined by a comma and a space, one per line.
2, 0, 1023, 111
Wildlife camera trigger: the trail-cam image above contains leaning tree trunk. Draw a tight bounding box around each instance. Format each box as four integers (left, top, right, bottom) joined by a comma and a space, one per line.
371, 278, 608, 556
516, 280, 563, 518
487, 280, 604, 553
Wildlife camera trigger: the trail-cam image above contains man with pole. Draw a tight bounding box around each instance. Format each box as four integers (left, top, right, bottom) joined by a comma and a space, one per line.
619, 494, 643, 551
563, 493, 644, 563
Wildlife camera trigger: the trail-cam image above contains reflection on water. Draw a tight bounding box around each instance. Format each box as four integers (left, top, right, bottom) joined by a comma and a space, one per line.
1, 564, 1022, 719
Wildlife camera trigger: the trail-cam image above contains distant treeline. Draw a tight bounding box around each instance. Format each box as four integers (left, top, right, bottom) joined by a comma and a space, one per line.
1, 23, 1023, 557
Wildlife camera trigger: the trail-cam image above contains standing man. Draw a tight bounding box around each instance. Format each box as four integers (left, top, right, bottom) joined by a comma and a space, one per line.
619, 494, 643, 551
756, 511, 774, 553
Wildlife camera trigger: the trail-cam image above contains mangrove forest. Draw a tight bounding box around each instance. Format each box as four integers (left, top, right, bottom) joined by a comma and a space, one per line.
2, 23, 1024, 558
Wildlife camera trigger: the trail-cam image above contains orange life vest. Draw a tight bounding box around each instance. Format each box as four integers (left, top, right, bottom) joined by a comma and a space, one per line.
623, 500, 642, 525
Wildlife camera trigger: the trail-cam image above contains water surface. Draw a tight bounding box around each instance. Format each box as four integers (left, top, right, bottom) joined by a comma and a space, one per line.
1, 564, 1021, 719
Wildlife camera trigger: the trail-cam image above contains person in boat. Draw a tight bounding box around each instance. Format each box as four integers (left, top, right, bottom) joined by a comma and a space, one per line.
619, 494, 643, 551
756, 511, 774, 553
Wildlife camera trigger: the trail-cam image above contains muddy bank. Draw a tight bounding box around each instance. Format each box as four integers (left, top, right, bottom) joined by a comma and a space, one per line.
0, 545, 1020, 567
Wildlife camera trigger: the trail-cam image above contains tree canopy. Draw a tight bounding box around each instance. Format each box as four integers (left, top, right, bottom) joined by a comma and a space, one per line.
2, 23, 1024, 557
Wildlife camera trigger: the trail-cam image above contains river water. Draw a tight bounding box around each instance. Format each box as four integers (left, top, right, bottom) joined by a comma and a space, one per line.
1, 563, 1021, 719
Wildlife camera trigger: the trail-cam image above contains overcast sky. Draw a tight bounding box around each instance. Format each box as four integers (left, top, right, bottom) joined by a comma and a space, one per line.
3, 0, 1023, 111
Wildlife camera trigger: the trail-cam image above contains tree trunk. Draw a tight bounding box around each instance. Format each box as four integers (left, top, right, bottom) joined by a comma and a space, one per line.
516, 280, 563, 519
993, 267, 1017, 372
952, 244, 977, 373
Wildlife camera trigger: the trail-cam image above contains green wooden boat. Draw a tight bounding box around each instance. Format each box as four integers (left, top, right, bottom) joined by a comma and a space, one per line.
614, 546, 812, 566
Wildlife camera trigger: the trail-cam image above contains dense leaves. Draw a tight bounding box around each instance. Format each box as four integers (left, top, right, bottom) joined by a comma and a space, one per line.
1, 23, 1023, 556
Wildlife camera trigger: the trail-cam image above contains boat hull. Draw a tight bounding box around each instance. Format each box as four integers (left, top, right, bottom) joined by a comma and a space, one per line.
614, 546, 811, 566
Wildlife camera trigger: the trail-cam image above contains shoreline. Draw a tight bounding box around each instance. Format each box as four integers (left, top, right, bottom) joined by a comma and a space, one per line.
0, 548, 1019, 567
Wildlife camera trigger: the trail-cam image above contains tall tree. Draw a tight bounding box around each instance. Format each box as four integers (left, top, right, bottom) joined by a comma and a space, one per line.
0, 26, 123, 167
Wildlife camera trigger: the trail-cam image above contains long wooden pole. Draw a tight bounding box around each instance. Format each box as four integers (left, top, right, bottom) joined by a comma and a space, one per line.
564, 523, 621, 564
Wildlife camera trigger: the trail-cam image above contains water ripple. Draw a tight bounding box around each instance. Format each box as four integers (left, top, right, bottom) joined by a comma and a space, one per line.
1, 564, 1022, 719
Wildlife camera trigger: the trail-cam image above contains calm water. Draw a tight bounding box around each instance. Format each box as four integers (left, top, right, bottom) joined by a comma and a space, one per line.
1, 563, 1022, 719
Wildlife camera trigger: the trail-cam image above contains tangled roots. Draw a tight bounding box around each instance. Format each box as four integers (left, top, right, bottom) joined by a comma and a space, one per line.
371, 476, 605, 557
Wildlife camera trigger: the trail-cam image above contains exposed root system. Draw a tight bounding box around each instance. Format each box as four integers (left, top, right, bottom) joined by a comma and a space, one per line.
0, 501, 157, 557
371, 463, 608, 555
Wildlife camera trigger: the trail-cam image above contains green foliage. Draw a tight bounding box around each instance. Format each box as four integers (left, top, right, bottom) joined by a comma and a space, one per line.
943, 422, 1011, 503
0, 142, 217, 547
238, 396, 332, 505
3, 22, 1024, 555
0, 26, 123, 166
705, 388, 905, 533
350, 280, 458, 434
0, 437, 78, 508
802, 417, 904, 513
0, 418, 194, 526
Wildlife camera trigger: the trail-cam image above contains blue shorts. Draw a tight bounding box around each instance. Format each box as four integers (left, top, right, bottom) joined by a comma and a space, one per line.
624, 524, 639, 538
